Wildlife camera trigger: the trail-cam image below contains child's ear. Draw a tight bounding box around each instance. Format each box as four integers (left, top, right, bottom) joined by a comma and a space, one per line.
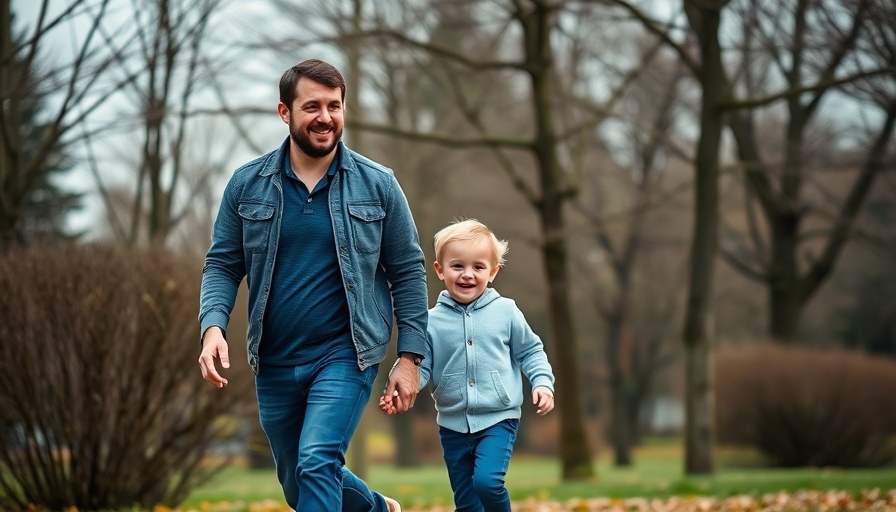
434, 261, 445, 281
489, 265, 500, 283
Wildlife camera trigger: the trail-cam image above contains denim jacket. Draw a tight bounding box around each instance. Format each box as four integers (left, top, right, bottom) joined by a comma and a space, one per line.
199, 137, 428, 372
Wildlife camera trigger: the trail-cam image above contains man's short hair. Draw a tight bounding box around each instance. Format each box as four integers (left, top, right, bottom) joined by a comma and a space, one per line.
279, 58, 346, 107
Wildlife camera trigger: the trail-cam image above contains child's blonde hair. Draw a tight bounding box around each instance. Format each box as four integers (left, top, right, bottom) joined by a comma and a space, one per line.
433, 219, 509, 267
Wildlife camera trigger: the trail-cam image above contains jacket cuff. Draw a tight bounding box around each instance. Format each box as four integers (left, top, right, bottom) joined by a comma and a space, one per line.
199, 311, 230, 344
395, 333, 426, 359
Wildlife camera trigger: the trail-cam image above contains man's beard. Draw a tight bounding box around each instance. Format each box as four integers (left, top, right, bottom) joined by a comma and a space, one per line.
291, 123, 342, 158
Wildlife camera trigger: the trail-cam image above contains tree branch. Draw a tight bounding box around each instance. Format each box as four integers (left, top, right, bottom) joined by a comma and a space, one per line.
609, 0, 701, 76
719, 68, 892, 110
347, 120, 535, 151
358, 29, 530, 72
799, 97, 896, 303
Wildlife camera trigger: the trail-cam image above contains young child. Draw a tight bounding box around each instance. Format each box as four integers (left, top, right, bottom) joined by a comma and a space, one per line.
381, 218, 555, 512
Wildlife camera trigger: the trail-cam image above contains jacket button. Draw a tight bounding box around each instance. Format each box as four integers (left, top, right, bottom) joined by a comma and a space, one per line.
347, 283, 354, 291
340, 246, 347, 255
467, 338, 473, 345
469, 380, 474, 387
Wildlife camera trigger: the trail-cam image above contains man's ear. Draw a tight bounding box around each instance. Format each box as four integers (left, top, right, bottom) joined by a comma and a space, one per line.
277, 102, 290, 124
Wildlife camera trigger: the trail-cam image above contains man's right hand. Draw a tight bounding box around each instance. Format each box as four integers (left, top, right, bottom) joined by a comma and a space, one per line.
198, 326, 230, 388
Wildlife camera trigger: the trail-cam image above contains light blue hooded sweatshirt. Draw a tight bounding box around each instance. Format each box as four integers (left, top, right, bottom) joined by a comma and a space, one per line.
419, 288, 555, 433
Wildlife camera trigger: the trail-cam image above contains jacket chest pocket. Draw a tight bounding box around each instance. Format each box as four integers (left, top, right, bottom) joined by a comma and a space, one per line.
239, 202, 275, 253
348, 204, 385, 254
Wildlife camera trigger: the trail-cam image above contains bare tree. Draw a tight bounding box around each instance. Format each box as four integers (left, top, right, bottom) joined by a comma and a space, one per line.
574, 49, 691, 466
0, 0, 118, 248
610, 0, 730, 474
721, 0, 896, 342
611, 0, 895, 474
87, 0, 231, 246
674, 0, 727, 475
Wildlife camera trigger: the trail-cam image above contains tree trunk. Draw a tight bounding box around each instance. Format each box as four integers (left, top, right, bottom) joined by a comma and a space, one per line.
525, 0, 593, 479
681, 0, 725, 475
610, 382, 633, 467
541, 204, 593, 479
0, 0, 23, 250
344, 0, 370, 479
392, 413, 418, 467
606, 309, 633, 466
769, 273, 803, 341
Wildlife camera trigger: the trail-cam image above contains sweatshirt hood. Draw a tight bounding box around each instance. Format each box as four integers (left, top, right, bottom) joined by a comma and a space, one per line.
435, 287, 501, 311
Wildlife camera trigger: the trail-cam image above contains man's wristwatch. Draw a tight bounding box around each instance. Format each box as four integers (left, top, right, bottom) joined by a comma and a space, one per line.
400, 352, 423, 366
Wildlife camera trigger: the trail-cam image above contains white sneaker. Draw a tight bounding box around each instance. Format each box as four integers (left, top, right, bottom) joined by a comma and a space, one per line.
382, 494, 402, 512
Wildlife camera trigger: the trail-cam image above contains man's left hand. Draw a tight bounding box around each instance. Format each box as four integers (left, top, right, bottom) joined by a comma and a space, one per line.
382, 354, 420, 414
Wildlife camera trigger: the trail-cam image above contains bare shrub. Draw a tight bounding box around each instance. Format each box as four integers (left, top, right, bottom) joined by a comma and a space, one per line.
716, 342, 896, 467
0, 244, 240, 510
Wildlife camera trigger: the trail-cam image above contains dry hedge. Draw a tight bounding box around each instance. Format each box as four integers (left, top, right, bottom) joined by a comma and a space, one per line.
716, 342, 896, 467
0, 243, 239, 511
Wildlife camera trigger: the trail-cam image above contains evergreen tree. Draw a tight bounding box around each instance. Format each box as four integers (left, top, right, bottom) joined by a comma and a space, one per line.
18, 94, 83, 244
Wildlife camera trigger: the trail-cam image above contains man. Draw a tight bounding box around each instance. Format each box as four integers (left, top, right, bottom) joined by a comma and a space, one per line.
198, 58, 426, 512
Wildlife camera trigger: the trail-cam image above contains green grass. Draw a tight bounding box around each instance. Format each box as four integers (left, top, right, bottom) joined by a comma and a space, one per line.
184, 440, 896, 508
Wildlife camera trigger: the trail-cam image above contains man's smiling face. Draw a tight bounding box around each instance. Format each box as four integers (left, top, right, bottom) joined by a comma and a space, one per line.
284, 77, 344, 158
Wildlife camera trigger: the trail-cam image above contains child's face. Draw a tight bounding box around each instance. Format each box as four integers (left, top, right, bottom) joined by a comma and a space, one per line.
434, 238, 500, 305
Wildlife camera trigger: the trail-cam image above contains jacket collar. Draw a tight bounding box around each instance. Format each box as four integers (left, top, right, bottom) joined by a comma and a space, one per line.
260, 137, 352, 177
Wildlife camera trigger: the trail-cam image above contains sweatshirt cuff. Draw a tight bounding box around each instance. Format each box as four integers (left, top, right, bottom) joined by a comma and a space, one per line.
531, 378, 554, 394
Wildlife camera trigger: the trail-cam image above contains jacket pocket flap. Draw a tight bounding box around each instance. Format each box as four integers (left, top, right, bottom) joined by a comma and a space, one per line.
348, 204, 385, 222
238, 202, 275, 221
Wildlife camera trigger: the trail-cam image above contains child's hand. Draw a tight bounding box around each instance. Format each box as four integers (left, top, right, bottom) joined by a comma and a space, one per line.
533, 388, 554, 416
379, 390, 400, 415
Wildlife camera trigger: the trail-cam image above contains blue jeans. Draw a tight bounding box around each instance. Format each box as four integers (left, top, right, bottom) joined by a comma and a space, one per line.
255, 347, 387, 511
439, 419, 519, 512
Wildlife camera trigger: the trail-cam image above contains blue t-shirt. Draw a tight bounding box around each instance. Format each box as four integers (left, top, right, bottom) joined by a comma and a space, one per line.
259, 151, 353, 365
